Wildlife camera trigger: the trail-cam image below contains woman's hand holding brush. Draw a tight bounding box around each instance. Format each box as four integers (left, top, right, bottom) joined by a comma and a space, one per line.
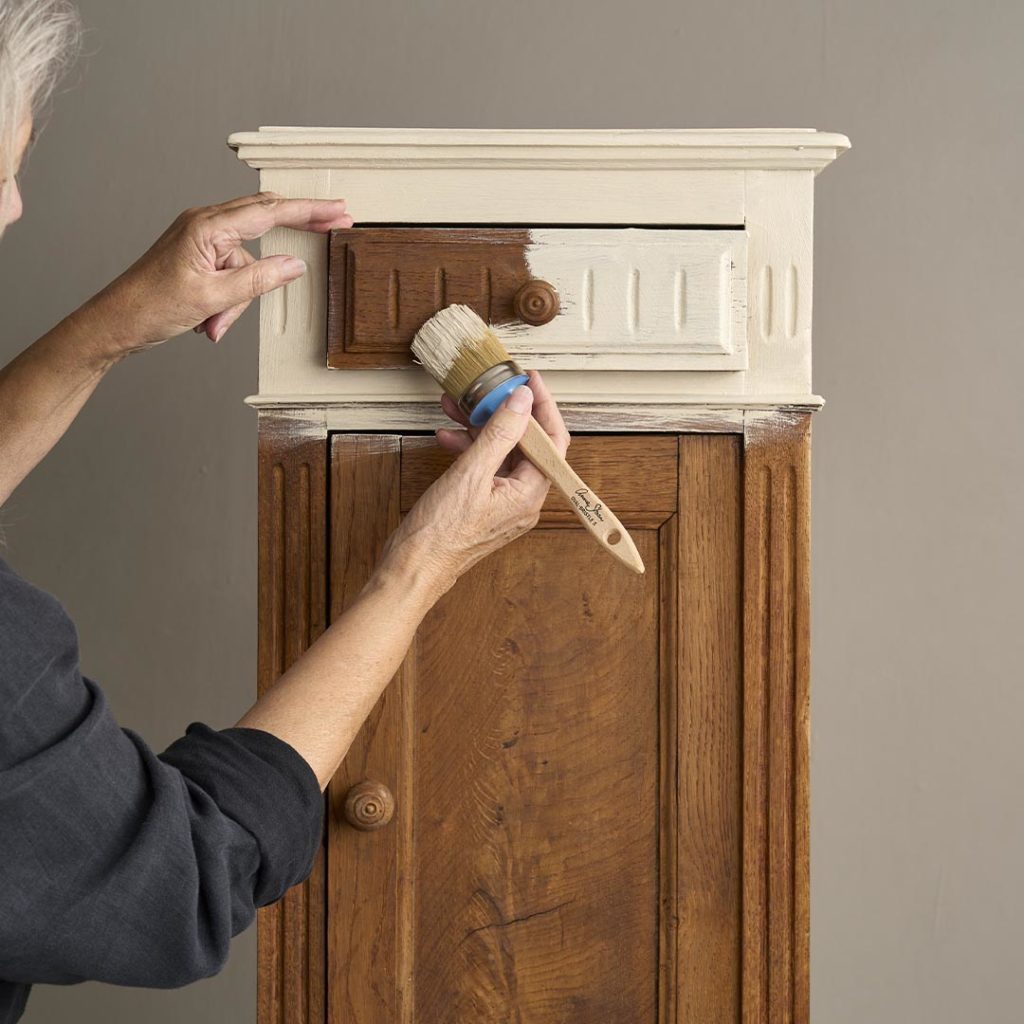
379, 370, 569, 596
240, 373, 568, 787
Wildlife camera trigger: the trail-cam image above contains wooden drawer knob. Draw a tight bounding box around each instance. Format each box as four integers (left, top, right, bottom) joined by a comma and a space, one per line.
513, 279, 560, 326
343, 780, 395, 831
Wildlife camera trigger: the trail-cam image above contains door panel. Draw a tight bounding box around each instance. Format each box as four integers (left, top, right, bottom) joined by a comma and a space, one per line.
327, 433, 743, 1024
413, 527, 661, 1021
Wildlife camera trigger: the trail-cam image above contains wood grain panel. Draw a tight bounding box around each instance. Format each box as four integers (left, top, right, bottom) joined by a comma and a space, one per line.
326, 435, 407, 1024
400, 434, 679, 514
674, 435, 744, 1022
741, 412, 811, 1024
413, 527, 661, 1022
256, 418, 328, 1024
327, 228, 530, 368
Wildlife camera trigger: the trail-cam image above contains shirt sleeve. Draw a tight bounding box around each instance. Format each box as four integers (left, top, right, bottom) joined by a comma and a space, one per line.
0, 564, 323, 989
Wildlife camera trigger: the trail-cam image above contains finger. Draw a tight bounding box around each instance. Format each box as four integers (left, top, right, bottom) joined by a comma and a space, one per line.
458, 385, 533, 478
197, 247, 252, 340
525, 369, 570, 456
211, 191, 285, 213
506, 447, 552, 499
210, 197, 353, 242
216, 253, 308, 306
205, 300, 249, 343
436, 428, 473, 454
216, 241, 257, 274
441, 393, 471, 427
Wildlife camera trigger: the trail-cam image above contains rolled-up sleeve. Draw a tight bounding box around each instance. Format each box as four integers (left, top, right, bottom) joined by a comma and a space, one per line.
161, 723, 323, 913
0, 562, 322, 990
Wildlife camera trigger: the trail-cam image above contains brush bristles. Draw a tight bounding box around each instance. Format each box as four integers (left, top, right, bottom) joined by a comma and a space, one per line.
411, 304, 514, 400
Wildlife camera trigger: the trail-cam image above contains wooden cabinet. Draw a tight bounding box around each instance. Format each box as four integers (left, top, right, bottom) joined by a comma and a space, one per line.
233, 127, 847, 1023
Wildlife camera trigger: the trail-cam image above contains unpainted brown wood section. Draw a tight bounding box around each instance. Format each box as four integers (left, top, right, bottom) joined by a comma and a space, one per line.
741, 412, 811, 1024
256, 418, 328, 1024
400, 434, 679, 514
327, 228, 531, 368
326, 436, 408, 1023
670, 435, 744, 1022
413, 525, 662, 1022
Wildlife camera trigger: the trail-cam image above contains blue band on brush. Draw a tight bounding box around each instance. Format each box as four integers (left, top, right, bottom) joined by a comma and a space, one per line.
468, 374, 530, 426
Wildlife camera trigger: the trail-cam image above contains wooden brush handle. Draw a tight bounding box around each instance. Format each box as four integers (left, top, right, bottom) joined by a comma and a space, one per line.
517, 418, 645, 575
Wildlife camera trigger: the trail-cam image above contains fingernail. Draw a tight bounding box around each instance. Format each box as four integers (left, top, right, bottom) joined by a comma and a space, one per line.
281, 256, 307, 277
506, 385, 533, 414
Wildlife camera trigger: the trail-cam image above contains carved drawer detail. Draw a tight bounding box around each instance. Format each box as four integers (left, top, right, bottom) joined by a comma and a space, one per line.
327, 227, 748, 371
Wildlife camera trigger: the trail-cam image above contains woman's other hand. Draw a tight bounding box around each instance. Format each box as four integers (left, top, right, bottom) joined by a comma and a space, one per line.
380, 370, 571, 596
86, 192, 352, 357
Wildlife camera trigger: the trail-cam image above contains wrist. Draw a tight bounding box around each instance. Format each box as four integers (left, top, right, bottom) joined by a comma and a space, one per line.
68, 281, 145, 367
372, 536, 457, 609
39, 299, 125, 378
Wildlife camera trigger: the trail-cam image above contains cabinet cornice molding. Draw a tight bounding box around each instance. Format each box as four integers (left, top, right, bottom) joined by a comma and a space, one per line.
229, 127, 850, 173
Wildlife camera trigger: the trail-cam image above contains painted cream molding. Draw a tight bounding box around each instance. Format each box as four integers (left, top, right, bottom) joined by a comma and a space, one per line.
229, 127, 849, 417
229, 127, 850, 173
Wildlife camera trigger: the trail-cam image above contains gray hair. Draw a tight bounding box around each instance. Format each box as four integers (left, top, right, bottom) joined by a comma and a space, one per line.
0, 0, 80, 190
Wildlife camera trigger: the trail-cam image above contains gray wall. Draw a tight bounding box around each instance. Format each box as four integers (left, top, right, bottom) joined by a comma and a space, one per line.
1, 0, 1020, 1021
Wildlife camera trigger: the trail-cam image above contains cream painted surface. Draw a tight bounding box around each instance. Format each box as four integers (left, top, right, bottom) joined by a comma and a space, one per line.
228, 127, 851, 172
511, 228, 748, 370
277, 167, 748, 225
744, 169, 816, 395
244, 132, 841, 409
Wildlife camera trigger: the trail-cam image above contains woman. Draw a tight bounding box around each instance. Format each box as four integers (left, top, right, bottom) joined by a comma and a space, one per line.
0, 2, 569, 1021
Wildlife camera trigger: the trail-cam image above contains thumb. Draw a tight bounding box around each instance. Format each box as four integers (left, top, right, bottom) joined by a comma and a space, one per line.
219, 254, 307, 305
464, 385, 534, 476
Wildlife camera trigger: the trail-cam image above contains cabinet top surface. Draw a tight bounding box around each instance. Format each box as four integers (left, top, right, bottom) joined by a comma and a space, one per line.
228, 126, 850, 172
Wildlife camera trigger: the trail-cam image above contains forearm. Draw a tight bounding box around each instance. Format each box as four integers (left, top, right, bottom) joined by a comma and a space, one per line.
0, 193, 351, 508
0, 293, 125, 506
236, 544, 451, 790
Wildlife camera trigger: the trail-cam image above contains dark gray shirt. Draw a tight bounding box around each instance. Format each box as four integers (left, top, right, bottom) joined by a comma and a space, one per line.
0, 557, 322, 1022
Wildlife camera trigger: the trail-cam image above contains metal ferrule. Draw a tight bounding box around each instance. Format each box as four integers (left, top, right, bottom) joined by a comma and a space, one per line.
458, 360, 525, 416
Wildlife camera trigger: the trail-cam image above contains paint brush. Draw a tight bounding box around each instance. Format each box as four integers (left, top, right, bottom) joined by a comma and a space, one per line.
412, 304, 645, 575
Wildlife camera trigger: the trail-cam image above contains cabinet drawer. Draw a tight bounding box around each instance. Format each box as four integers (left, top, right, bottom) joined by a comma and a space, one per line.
327, 227, 747, 371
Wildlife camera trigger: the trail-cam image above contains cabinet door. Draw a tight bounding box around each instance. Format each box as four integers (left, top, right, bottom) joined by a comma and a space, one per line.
327, 433, 743, 1024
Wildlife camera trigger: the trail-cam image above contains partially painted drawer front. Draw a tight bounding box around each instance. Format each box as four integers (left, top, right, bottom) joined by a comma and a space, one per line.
327, 227, 747, 370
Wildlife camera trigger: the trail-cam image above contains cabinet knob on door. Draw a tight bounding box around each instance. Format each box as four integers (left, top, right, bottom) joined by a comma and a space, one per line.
513, 279, 560, 326
343, 780, 395, 831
